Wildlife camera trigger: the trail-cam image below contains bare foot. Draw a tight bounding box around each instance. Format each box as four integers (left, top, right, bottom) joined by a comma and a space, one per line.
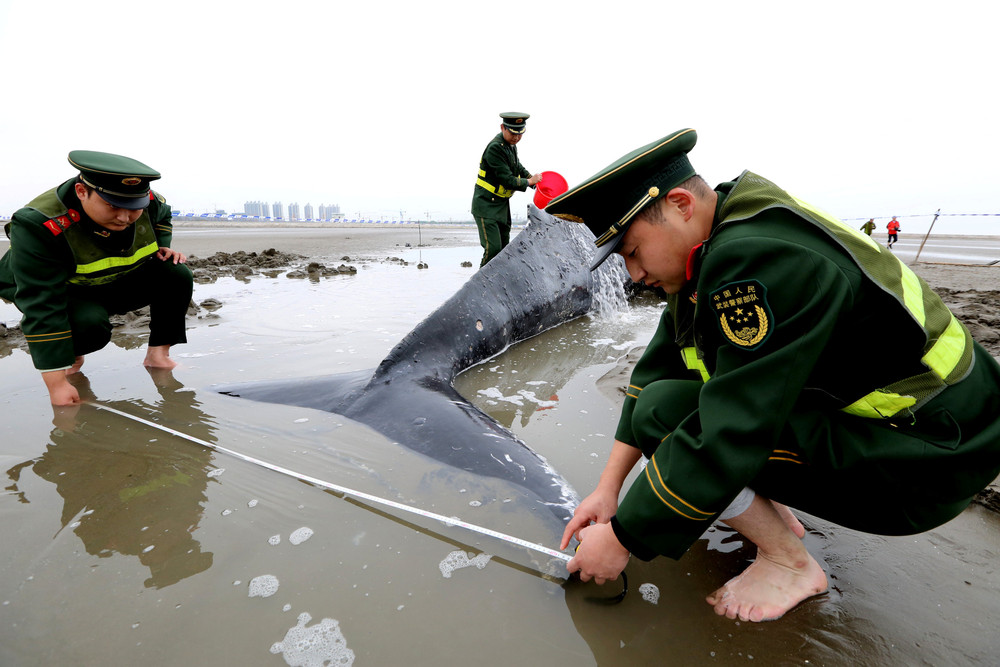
771, 501, 805, 538
66, 356, 85, 375
143, 345, 178, 370
706, 549, 827, 622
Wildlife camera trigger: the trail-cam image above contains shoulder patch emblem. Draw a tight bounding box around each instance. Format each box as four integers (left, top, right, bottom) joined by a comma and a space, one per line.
710, 280, 772, 350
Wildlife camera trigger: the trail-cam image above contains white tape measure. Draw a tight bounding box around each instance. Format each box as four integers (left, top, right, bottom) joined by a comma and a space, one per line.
94, 403, 573, 563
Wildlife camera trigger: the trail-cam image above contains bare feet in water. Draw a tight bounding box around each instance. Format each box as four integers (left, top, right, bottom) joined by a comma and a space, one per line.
143, 345, 178, 370
708, 496, 827, 621
706, 548, 827, 622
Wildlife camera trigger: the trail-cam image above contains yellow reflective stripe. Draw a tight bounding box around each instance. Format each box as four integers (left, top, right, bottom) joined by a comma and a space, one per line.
791, 195, 882, 252
75, 242, 158, 275
841, 390, 917, 419
625, 384, 642, 399
898, 263, 926, 326
644, 456, 714, 520
922, 314, 965, 380
476, 170, 513, 198
681, 347, 710, 382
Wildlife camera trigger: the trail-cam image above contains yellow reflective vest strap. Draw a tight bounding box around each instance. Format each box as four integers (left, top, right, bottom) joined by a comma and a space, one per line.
681, 346, 711, 383
719, 171, 973, 419
72, 241, 159, 279
476, 169, 514, 198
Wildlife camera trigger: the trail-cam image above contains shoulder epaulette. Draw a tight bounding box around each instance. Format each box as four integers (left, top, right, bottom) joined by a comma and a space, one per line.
42, 208, 81, 236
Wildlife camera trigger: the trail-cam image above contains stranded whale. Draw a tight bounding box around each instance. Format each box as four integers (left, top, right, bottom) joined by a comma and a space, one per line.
215, 205, 615, 526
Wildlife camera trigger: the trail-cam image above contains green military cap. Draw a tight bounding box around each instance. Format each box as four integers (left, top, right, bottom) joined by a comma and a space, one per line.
547, 128, 698, 270
500, 112, 530, 134
68, 150, 161, 210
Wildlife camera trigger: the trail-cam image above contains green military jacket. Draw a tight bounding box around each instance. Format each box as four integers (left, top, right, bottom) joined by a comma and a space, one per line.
611, 171, 988, 560
471, 133, 532, 219
0, 179, 174, 370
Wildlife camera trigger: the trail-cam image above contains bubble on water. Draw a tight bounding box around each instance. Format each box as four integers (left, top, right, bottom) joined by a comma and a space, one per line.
438, 550, 492, 578
248, 575, 279, 599
270, 612, 354, 666
207, 468, 225, 478
289, 527, 314, 545
639, 583, 660, 605
269, 535, 281, 546
283, 604, 292, 612
248, 499, 259, 508
293, 418, 309, 423
468, 501, 482, 507
221, 509, 233, 516
70, 521, 81, 528
142, 545, 155, 554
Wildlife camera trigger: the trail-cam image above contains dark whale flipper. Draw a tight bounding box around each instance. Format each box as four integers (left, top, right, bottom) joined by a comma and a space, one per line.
215, 205, 605, 526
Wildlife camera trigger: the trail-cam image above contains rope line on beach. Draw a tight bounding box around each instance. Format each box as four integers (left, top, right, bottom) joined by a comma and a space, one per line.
841, 212, 1000, 221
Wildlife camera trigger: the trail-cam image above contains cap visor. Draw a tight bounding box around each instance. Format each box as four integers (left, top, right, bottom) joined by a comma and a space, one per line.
589, 235, 624, 271
97, 191, 150, 210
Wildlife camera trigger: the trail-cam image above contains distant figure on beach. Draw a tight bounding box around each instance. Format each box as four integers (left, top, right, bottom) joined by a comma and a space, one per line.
471, 112, 541, 266
546, 129, 1000, 623
860, 218, 876, 236
886, 216, 901, 248
0, 151, 193, 406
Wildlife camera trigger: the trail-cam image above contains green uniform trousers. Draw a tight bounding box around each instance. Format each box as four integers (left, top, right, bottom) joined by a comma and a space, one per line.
66, 259, 193, 358
475, 212, 511, 267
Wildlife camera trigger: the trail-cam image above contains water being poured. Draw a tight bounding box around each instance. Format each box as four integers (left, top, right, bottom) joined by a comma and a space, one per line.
590, 255, 630, 318
560, 221, 631, 319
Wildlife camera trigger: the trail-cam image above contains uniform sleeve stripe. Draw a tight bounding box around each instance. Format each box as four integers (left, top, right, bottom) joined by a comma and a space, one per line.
647, 456, 714, 517
25, 331, 73, 341
768, 456, 804, 464
642, 466, 712, 521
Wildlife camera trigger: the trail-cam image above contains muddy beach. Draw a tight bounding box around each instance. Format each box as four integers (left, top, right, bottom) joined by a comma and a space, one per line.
1, 224, 999, 666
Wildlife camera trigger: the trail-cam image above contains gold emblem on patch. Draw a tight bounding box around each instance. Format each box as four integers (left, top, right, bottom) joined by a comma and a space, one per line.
122, 177, 142, 186
649, 186, 659, 198
711, 280, 772, 349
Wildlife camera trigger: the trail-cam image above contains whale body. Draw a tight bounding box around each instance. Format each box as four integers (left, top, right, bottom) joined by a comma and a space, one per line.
215, 205, 611, 525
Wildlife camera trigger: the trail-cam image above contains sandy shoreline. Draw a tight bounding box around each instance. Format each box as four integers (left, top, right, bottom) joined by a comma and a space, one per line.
3, 223, 1000, 664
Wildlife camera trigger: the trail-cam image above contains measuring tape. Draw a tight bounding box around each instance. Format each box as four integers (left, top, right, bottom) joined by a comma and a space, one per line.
94, 403, 573, 564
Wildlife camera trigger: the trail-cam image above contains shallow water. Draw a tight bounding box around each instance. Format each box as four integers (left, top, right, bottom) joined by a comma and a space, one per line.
2, 229, 999, 666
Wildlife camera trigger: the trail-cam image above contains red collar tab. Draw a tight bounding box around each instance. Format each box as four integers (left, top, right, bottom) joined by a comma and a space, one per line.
685, 243, 704, 281
44, 215, 76, 236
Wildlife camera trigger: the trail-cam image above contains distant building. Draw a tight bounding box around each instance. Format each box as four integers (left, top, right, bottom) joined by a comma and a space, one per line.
273, 201, 284, 220
288, 202, 300, 221
304, 203, 314, 221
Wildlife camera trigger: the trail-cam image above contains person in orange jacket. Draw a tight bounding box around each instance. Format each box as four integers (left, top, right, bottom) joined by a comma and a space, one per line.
887, 216, 901, 248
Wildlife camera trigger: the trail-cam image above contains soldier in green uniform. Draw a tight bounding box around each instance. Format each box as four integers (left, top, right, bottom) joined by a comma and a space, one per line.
471, 112, 541, 266
0, 151, 193, 406
547, 129, 1000, 622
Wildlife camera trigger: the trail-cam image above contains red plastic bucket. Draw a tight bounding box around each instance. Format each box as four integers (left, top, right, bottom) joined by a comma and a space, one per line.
533, 171, 569, 209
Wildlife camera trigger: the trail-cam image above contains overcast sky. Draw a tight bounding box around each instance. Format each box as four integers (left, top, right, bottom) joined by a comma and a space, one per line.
1, 0, 997, 234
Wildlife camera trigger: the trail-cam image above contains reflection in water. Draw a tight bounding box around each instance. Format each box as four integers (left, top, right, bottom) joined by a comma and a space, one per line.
5, 369, 216, 589
459, 315, 642, 431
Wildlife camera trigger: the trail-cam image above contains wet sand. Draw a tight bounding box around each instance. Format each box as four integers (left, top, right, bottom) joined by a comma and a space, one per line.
2, 224, 999, 665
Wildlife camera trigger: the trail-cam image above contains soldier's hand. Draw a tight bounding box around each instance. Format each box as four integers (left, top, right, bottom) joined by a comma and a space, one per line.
43, 371, 81, 406
157, 247, 187, 264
